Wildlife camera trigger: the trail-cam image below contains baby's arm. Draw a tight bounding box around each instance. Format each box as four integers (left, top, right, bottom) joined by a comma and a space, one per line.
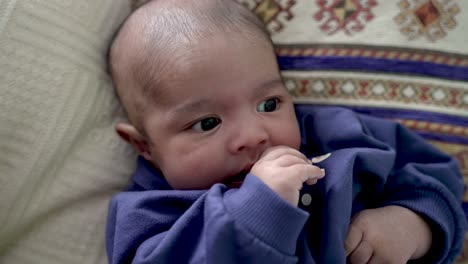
106, 148, 324, 264
107, 180, 304, 263
347, 113, 466, 263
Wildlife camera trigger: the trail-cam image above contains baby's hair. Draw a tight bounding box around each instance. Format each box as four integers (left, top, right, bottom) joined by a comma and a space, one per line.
108, 0, 272, 131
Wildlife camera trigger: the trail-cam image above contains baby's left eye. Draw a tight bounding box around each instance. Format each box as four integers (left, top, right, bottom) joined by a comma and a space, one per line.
257, 98, 279, 112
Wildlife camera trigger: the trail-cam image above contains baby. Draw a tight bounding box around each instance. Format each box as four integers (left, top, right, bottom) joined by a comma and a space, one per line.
106, 0, 466, 263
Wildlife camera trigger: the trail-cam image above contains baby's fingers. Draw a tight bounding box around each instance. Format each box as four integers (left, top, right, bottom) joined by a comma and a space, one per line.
345, 221, 373, 264
260, 146, 309, 163
344, 222, 374, 264
276, 154, 311, 167
305, 168, 325, 185
345, 223, 363, 256
347, 240, 373, 264
285, 164, 324, 185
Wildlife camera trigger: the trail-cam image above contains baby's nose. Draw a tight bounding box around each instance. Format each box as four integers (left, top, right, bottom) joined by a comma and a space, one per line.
228, 124, 269, 154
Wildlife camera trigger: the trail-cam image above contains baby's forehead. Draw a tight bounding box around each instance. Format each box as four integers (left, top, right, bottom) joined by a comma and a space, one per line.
114, 0, 274, 107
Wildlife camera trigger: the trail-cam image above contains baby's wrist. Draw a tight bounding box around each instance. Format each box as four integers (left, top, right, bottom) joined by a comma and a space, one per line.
400, 207, 432, 260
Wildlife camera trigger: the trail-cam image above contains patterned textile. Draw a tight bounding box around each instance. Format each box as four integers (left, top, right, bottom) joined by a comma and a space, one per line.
0, 0, 466, 264
237, 0, 468, 261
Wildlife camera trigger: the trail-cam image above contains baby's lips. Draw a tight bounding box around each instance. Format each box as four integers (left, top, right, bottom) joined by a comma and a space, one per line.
311, 153, 331, 164
227, 181, 243, 188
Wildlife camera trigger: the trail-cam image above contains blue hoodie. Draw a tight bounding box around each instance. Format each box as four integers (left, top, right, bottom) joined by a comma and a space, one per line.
106, 105, 466, 264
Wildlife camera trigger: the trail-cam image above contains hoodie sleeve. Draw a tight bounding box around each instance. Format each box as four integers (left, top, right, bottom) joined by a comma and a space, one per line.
358, 113, 466, 263
106, 174, 310, 264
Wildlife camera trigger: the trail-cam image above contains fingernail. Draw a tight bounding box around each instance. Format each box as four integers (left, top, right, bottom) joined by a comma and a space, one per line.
320, 168, 326, 176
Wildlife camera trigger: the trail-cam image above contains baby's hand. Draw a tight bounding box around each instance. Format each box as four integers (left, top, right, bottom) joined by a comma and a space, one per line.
251, 146, 325, 206
345, 205, 432, 264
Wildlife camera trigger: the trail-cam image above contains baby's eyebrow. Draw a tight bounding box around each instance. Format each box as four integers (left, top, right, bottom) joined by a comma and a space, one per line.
171, 98, 213, 115
253, 78, 285, 98
169, 78, 284, 116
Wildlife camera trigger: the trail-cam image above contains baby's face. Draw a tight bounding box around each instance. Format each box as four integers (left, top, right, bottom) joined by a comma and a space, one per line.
141, 33, 301, 189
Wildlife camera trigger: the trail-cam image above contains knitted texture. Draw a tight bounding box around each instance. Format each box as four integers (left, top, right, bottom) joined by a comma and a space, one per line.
0, 1, 136, 263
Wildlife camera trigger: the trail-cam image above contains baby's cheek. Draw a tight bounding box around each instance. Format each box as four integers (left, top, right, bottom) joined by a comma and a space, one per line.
165, 149, 226, 189
275, 121, 301, 149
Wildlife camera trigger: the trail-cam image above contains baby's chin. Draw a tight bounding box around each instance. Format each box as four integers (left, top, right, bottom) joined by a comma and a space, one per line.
167, 169, 250, 190
169, 177, 240, 190
225, 180, 243, 188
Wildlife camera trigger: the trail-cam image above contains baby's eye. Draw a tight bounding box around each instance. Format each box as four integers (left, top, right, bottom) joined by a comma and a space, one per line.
192, 117, 221, 132
257, 98, 279, 112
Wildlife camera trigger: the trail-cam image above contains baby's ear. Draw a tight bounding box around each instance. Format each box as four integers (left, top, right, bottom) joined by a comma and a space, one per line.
115, 123, 151, 160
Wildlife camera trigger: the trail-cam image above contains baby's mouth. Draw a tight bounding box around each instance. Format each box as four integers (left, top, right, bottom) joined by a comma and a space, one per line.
224, 165, 253, 188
